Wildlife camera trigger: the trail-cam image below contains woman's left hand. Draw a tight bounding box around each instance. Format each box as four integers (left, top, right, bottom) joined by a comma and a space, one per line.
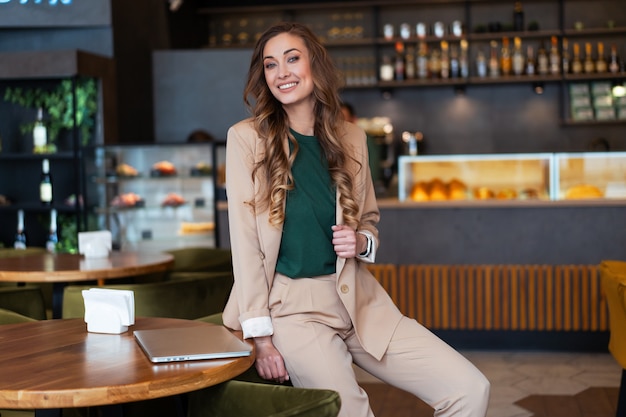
332, 224, 364, 258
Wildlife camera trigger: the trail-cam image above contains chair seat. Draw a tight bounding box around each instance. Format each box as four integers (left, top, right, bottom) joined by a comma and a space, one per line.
187, 380, 340, 417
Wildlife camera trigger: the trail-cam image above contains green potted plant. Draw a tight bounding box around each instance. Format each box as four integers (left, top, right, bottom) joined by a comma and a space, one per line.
4, 78, 98, 152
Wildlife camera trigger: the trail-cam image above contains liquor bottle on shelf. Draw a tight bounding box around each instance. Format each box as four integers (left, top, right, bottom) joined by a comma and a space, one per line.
561, 37, 570, 75
571, 42, 583, 74
33, 107, 47, 154
440, 41, 450, 79
449, 43, 460, 78
416, 42, 429, 79
525, 45, 536, 75
609, 44, 620, 73
500, 37, 512, 76
40, 158, 53, 206
394, 41, 406, 81
549, 36, 560, 75
513, 1, 524, 32
14, 210, 26, 250
379, 55, 394, 81
459, 39, 469, 78
46, 208, 58, 254
595, 42, 608, 73
429, 47, 442, 79
489, 40, 500, 78
405, 45, 416, 79
537, 41, 549, 75
583, 42, 595, 73
476, 47, 487, 78
512, 37, 524, 76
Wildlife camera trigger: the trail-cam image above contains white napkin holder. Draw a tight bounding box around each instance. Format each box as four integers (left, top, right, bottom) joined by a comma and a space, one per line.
78, 231, 112, 259
82, 288, 135, 334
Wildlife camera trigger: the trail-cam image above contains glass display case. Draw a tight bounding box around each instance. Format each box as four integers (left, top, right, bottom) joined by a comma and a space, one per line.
554, 152, 626, 200
398, 152, 626, 203
397, 154, 554, 202
91, 143, 224, 252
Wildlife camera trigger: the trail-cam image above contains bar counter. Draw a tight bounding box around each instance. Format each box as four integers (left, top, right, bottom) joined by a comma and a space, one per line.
217, 198, 626, 266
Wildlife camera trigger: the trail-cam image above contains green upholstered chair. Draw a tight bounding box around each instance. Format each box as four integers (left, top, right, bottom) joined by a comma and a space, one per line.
62, 272, 233, 320
186, 380, 340, 417
0, 307, 37, 325
600, 260, 626, 417
0, 247, 54, 317
165, 247, 232, 276
0, 286, 47, 321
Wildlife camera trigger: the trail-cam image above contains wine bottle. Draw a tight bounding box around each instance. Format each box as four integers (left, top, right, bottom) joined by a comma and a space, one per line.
394, 41, 406, 81
500, 37, 512, 76
489, 40, 500, 78
33, 107, 47, 154
571, 42, 583, 74
449, 43, 460, 78
513, 1, 524, 32
512, 37, 524, 76
440, 41, 450, 79
549, 36, 560, 75
417, 42, 429, 79
537, 41, 549, 75
583, 42, 595, 73
429, 47, 442, 79
14, 209, 26, 250
459, 39, 469, 78
40, 158, 53, 205
595, 42, 607, 73
476, 47, 487, 78
46, 208, 59, 254
404, 45, 416, 79
379, 55, 394, 81
561, 37, 570, 75
525, 45, 536, 76
609, 44, 620, 73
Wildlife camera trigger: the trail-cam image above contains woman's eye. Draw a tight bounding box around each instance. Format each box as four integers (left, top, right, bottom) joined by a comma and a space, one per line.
264, 62, 276, 69
287, 55, 300, 63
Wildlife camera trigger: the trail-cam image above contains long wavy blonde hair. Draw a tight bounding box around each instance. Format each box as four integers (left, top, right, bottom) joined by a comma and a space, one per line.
243, 22, 361, 229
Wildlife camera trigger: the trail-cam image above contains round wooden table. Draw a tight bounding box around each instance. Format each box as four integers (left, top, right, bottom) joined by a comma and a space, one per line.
0, 251, 174, 318
0, 317, 254, 411
0, 251, 174, 284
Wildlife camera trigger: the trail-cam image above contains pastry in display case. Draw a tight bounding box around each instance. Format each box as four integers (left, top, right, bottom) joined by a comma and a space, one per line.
398, 154, 554, 202
554, 152, 626, 200
92, 143, 222, 251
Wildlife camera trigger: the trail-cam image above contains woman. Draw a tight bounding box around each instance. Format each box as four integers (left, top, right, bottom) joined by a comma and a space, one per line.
222, 22, 490, 417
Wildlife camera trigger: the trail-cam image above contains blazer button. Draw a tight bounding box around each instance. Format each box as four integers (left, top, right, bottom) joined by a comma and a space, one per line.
340, 284, 349, 294
259, 252, 265, 260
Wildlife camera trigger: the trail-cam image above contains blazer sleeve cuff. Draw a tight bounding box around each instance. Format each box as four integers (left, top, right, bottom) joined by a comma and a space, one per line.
241, 316, 273, 339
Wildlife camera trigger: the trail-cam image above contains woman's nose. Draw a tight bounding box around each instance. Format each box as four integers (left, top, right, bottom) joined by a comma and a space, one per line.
279, 67, 290, 78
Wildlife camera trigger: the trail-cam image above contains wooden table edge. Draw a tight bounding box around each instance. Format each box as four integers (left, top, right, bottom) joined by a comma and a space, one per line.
0, 354, 255, 409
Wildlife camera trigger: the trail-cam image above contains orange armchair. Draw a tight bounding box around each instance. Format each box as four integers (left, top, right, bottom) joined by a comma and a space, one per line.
601, 260, 626, 417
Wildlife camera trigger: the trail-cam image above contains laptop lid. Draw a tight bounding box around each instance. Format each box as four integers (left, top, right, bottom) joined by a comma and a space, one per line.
134, 325, 252, 363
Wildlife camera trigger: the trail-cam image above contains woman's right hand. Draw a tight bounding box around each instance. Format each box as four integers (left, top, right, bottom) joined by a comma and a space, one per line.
253, 336, 290, 383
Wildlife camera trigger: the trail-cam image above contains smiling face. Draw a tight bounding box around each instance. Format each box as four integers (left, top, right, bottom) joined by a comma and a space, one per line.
262, 32, 315, 111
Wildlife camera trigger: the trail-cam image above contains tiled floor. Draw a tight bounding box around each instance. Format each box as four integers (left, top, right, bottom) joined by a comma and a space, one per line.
355, 350, 623, 417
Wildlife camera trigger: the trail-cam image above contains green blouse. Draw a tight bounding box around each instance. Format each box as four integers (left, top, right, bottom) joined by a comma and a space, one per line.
275, 129, 337, 278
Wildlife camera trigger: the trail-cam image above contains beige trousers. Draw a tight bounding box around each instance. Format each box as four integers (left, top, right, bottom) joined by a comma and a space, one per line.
269, 272, 490, 417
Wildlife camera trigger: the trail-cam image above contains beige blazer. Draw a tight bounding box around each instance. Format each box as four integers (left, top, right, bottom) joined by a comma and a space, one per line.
222, 118, 403, 361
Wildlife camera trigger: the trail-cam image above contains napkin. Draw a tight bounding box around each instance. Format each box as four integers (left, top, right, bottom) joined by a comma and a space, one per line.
78, 231, 112, 259
82, 288, 135, 334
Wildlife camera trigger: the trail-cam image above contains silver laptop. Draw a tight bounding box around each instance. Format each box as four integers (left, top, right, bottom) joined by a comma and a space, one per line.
134, 325, 252, 363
